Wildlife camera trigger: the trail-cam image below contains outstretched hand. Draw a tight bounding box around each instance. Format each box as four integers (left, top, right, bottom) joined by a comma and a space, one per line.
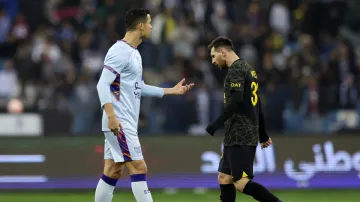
171, 78, 194, 95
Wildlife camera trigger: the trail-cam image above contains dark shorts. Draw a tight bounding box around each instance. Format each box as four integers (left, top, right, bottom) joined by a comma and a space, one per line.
218, 145, 256, 182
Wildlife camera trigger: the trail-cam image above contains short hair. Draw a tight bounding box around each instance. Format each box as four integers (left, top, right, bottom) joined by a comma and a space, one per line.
208, 36, 234, 51
125, 8, 150, 31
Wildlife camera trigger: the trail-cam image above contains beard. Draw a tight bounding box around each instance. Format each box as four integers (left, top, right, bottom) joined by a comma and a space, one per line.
217, 61, 228, 69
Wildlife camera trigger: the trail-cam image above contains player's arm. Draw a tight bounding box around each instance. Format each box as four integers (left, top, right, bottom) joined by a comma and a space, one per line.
97, 66, 124, 133
206, 69, 245, 136
258, 97, 272, 149
97, 66, 117, 116
142, 78, 194, 97
96, 51, 126, 133
141, 81, 164, 98
258, 97, 269, 143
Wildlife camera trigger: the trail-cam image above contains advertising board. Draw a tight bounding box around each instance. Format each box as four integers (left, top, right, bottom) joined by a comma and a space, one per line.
0, 136, 359, 189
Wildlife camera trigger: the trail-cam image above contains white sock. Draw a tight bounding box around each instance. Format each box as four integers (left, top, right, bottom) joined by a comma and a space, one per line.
131, 174, 153, 202
95, 174, 117, 202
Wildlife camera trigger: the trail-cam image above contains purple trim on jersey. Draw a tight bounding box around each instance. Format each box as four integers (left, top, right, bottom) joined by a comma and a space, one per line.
110, 74, 120, 101
117, 130, 132, 162
101, 174, 118, 186
131, 174, 146, 182
119, 39, 137, 49
104, 65, 118, 75
104, 65, 121, 100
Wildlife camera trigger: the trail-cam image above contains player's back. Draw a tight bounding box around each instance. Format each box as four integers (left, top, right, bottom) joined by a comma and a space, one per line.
223, 59, 260, 146
101, 40, 143, 134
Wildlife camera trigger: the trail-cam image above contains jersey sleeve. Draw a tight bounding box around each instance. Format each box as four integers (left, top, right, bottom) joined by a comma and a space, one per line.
258, 97, 269, 143
141, 80, 164, 98
97, 47, 128, 108
227, 68, 246, 95
97, 68, 117, 108
103, 47, 128, 74
210, 91, 243, 130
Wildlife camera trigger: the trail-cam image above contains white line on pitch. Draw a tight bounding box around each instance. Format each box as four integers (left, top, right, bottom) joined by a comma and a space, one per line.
0, 176, 48, 183
0, 155, 45, 163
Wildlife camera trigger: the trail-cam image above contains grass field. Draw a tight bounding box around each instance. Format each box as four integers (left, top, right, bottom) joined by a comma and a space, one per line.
0, 190, 359, 202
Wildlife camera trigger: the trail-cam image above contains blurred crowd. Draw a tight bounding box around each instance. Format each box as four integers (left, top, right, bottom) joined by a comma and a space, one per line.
0, 0, 359, 135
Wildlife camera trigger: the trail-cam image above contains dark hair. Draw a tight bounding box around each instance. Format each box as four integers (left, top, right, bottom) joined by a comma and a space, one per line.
208, 36, 234, 51
125, 8, 150, 31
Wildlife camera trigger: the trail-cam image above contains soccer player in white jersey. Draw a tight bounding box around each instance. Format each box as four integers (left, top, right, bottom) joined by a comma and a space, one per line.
95, 8, 194, 202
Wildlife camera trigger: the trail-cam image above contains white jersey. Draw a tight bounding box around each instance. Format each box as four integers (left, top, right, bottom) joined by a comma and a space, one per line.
97, 40, 164, 162
101, 40, 143, 134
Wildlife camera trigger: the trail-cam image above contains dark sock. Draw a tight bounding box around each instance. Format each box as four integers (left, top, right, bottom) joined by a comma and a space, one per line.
219, 184, 236, 202
243, 181, 280, 202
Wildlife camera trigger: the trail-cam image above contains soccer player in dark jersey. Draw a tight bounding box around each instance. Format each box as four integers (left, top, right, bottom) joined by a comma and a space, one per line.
205, 36, 283, 202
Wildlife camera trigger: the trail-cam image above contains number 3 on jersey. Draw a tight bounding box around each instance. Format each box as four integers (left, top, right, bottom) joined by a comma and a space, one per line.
251, 82, 258, 106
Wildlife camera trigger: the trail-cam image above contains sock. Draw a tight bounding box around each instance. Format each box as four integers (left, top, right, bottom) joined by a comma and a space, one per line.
243, 181, 280, 202
95, 174, 118, 202
219, 184, 236, 202
130, 174, 153, 202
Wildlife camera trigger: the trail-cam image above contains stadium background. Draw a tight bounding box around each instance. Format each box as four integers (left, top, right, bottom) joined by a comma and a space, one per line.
0, 0, 360, 201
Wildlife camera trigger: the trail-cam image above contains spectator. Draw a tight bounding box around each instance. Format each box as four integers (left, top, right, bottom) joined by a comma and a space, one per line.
0, 7, 10, 43
0, 0, 358, 134
0, 60, 18, 98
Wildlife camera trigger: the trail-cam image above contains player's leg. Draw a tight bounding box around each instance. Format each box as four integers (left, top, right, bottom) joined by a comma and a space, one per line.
95, 159, 125, 202
95, 135, 126, 202
126, 160, 153, 202
218, 173, 236, 202
230, 146, 282, 202
218, 147, 236, 202
122, 130, 153, 202
235, 178, 283, 202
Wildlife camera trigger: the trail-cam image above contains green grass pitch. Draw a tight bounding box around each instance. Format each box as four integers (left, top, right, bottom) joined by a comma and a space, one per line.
0, 190, 359, 202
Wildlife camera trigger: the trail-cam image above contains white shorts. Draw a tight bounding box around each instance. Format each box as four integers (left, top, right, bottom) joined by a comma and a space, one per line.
103, 129, 143, 162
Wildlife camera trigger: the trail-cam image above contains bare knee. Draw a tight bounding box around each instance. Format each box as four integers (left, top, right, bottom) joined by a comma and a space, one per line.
126, 160, 147, 175
234, 177, 250, 192
218, 172, 233, 184
103, 159, 125, 179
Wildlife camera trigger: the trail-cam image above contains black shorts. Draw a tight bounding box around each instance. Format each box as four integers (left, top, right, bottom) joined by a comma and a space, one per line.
218, 145, 256, 182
